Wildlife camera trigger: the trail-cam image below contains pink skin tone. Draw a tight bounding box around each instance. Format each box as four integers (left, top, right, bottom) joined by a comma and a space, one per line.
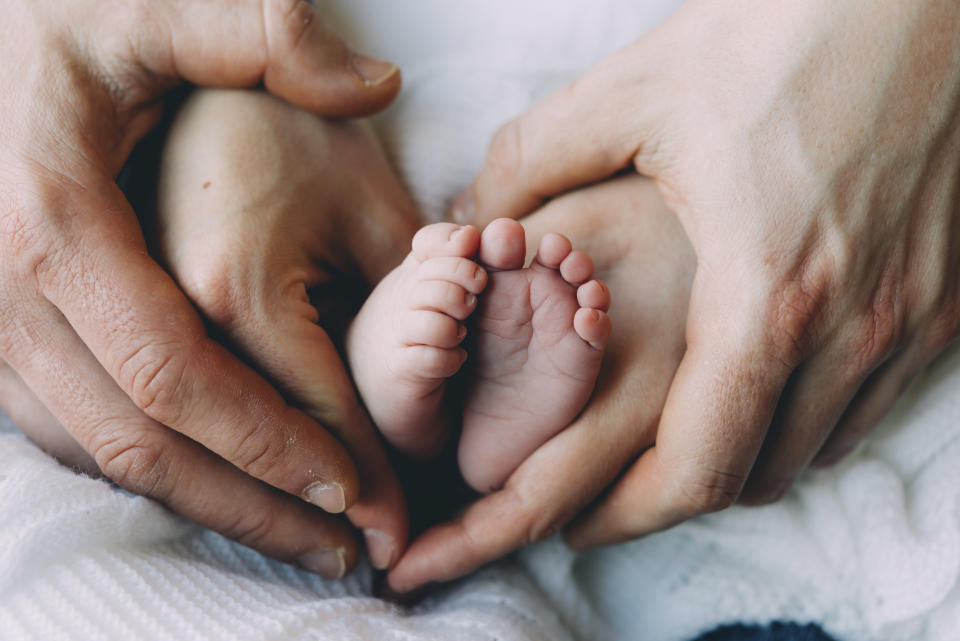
347, 218, 612, 493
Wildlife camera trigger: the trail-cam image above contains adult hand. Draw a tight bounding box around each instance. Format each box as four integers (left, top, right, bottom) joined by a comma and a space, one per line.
394, 0, 960, 587
0, 0, 403, 578
389, 175, 695, 590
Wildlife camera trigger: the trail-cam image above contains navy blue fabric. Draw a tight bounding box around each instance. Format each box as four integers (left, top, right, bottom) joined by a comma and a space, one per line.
692, 622, 839, 641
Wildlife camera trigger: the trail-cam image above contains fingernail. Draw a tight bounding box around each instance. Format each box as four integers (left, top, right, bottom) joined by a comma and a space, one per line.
363, 529, 396, 570
450, 189, 475, 224
465, 293, 477, 307
303, 481, 346, 513
298, 547, 346, 580
350, 53, 399, 88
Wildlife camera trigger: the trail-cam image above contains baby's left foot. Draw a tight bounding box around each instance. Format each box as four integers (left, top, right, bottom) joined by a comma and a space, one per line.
458, 219, 612, 493
347, 223, 487, 459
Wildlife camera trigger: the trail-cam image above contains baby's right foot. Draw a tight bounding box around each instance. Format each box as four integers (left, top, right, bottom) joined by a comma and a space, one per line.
347, 223, 487, 458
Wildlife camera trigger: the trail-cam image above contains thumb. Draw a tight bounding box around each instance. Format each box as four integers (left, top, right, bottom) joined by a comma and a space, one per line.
452, 38, 668, 227
133, 0, 400, 117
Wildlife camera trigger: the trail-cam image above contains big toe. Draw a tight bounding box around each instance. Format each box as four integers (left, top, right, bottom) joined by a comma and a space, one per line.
411, 223, 481, 261
478, 218, 527, 270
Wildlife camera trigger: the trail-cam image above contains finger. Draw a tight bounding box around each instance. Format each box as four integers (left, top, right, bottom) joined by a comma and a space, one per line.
565, 288, 793, 548
453, 44, 665, 227
32, 176, 360, 514
738, 346, 869, 504
133, 0, 401, 117
0, 360, 96, 474
388, 407, 637, 591
206, 297, 411, 571
814, 343, 934, 466
4, 300, 359, 578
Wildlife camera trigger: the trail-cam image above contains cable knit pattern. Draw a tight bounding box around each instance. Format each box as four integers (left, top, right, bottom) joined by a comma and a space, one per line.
3, 1, 960, 639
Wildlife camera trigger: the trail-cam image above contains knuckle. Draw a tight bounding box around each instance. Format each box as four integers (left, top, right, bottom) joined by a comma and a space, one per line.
176, 257, 242, 328
0, 183, 68, 285
117, 343, 192, 424
525, 506, 574, 545
94, 430, 171, 497
498, 483, 568, 545
225, 509, 279, 550
765, 278, 827, 367
670, 465, 745, 516
268, 0, 322, 55
849, 291, 904, 372
231, 414, 293, 479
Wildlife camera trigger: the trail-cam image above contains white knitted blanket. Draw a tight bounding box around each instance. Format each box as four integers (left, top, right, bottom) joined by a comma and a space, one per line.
3, 1, 960, 640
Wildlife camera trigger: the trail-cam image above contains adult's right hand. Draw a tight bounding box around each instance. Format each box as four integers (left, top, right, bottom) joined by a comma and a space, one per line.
0, 0, 402, 579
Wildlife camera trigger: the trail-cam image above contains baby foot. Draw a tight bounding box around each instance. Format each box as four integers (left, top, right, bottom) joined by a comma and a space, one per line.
458, 219, 612, 493
347, 223, 488, 459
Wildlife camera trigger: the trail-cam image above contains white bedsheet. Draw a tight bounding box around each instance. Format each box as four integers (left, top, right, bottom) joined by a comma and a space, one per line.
3, 2, 960, 640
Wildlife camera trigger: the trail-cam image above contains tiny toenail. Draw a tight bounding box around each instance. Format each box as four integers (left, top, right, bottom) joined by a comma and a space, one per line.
449, 226, 464, 240
465, 294, 477, 307
474, 268, 484, 281
458, 325, 467, 339
591, 310, 601, 321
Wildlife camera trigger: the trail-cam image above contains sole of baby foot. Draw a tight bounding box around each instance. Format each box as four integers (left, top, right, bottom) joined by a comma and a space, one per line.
458, 218, 611, 493
347, 223, 487, 459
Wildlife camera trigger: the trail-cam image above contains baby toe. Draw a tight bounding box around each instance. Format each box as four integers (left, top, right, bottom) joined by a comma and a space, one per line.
416, 257, 488, 294
534, 232, 573, 269
478, 218, 526, 270
411, 223, 481, 262
577, 279, 611, 312
559, 249, 595, 286
409, 280, 478, 320
398, 346, 468, 380
403, 310, 466, 348
573, 308, 612, 351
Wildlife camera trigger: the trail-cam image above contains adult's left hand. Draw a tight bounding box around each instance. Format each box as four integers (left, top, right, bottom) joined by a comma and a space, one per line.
5, 87, 422, 573
391, 0, 960, 589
